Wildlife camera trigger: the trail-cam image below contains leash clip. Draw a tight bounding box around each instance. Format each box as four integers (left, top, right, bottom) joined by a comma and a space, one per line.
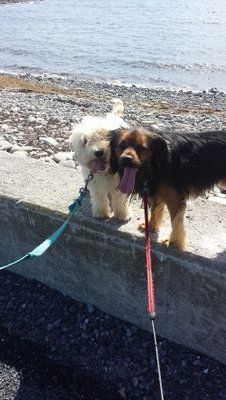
70, 172, 94, 211
143, 180, 148, 194
79, 171, 94, 195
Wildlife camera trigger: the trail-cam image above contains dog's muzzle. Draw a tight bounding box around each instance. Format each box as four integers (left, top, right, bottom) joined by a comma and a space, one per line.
94, 149, 104, 158
119, 155, 140, 169
91, 157, 106, 173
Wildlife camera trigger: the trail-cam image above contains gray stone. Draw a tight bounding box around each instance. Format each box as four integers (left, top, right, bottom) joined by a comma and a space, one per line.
149, 123, 166, 132
39, 137, 58, 147
59, 160, 75, 168
27, 116, 36, 123
27, 127, 34, 133
10, 145, 34, 153
12, 150, 28, 157
53, 152, 74, 163
141, 119, 155, 125
0, 139, 12, 151
1, 124, 9, 131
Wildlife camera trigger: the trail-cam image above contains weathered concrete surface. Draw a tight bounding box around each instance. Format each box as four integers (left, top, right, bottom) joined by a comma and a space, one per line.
0, 151, 226, 363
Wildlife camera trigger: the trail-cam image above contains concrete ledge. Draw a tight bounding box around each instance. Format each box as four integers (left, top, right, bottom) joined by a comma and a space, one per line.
0, 151, 226, 364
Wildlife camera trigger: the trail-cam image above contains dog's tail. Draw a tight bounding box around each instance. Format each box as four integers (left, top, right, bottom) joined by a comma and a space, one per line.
111, 98, 124, 116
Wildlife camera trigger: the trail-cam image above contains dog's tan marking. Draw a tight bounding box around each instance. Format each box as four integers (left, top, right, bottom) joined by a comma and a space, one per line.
158, 184, 187, 251
219, 179, 226, 190
139, 195, 165, 233
149, 197, 165, 232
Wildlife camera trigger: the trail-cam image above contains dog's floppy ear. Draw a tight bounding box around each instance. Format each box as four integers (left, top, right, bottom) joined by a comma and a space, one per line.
109, 128, 125, 174
148, 133, 169, 174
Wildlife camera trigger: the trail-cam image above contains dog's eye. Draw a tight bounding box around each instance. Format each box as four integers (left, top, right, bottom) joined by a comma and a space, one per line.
135, 144, 147, 152
83, 137, 88, 145
116, 142, 126, 150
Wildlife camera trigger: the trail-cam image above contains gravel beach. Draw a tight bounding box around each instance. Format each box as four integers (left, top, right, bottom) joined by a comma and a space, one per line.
0, 73, 226, 169
0, 0, 42, 4
0, 72, 226, 399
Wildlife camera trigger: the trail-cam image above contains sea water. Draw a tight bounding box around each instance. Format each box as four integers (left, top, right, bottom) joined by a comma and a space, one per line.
0, 0, 226, 90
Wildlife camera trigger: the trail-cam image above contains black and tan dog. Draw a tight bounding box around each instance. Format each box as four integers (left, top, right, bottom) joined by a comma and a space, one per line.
110, 128, 226, 250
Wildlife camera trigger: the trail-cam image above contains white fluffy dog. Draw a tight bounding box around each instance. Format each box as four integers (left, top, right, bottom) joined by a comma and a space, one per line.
70, 99, 131, 220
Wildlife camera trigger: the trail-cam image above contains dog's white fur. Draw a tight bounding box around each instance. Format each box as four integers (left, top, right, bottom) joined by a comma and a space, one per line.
70, 99, 131, 220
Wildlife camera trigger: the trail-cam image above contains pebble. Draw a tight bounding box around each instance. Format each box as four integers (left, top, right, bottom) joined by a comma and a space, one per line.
87, 303, 95, 314
27, 115, 36, 123
118, 387, 127, 399
35, 151, 49, 157
10, 145, 34, 153
1, 123, 9, 131
0, 139, 12, 151
12, 150, 28, 157
59, 159, 75, 168
132, 377, 139, 388
53, 151, 74, 163
39, 136, 58, 146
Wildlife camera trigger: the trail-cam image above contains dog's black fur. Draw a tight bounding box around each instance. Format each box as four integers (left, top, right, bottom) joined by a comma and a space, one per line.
110, 128, 226, 197
110, 128, 226, 250
163, 129, 226, 196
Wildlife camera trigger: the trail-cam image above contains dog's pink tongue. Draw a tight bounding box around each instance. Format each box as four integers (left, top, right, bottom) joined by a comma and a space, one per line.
119, 167, 138, 193
91, 159, 106, 173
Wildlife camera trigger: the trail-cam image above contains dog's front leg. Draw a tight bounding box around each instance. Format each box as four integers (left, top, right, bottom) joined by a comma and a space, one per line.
163, 194, 187, 251
139, 195, 165, 232
111, 191, 131, 221
150, 196, 165, 232
89, 181, 111, 219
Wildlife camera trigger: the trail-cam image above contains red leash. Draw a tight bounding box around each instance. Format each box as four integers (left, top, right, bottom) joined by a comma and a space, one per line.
143, 190, 156, 319
143, 190, 165, 400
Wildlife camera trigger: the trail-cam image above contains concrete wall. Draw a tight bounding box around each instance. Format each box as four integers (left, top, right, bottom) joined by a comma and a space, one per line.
0, 151, 226, 363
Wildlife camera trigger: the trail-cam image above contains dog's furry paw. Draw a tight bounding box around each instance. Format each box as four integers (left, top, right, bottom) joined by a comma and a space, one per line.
92, 209, 110, 219
138, 222, 159, 233
161, 237, 186, 251
161, 237, 170, 247
138, 222, 145, 232
114, 209, 132, 221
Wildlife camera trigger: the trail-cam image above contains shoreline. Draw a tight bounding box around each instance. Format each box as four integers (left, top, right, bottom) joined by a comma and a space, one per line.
0, 71, 226, 166
0, 0, 42, 4
1, 70, 226, 94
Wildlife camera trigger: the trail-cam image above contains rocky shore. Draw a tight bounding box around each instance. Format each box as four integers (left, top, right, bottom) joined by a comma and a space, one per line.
0, 72, 226, 170
0, 0, 42, 4
1, 72, 226, 399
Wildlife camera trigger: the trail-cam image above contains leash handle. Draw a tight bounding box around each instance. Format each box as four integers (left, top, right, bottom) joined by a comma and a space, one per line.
143, 190, 156, 320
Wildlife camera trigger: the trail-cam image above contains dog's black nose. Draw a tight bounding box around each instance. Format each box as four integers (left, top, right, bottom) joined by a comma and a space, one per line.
94, 149, 104, 158
120, 155, 133, 166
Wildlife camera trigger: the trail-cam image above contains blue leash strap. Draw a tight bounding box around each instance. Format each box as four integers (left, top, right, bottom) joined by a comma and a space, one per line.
0, 173, 93, 271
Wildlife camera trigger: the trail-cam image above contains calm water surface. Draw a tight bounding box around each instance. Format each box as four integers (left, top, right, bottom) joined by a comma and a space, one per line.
0, 0, 226, 90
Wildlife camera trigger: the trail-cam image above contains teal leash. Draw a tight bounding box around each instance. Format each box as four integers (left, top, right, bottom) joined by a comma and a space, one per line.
0, 172, 94, 271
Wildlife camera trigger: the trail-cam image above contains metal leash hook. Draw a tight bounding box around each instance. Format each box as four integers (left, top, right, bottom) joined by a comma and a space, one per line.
83, 171, 94, 191
69, 171, 94, 212
143, 185, 165, 400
